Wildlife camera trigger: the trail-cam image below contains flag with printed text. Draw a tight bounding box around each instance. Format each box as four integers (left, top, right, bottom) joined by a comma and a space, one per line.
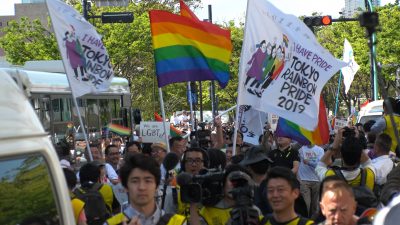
237, 0, 346, 130
46, 0, 114, 97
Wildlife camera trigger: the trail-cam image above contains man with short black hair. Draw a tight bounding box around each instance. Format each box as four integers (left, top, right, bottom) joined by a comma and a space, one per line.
315, 129, 376, 191
268, 135, 300, 175
104, 144, 120, 185
262, 167, 314, 225
169, 136, 186, 159
105, 154, 186, 225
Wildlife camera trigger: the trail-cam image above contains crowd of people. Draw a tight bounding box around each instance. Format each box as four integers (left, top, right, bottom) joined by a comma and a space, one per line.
58, 97, 400, 225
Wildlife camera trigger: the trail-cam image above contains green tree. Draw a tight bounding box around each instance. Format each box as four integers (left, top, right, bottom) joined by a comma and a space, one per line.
315, 4, 400, 116
0, 17, 59, 65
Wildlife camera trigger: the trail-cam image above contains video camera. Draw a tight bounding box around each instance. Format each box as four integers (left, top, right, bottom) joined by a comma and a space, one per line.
177, 168, 224, 206
228, 171, 259, 225
191, 122, 212, 149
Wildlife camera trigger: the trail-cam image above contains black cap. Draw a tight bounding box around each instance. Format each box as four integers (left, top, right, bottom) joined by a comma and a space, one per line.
240, 145, 273, 166
91, 160, 105, 167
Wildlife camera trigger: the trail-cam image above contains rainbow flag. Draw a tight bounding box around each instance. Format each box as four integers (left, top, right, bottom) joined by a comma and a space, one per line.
275, 97, 330, 146
107, 123, 131, 136
180, 0, 199, 20
154, 112, 183, 137
149, 5, 232, 88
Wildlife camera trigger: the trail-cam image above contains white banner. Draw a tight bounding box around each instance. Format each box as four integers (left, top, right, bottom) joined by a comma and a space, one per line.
238, 0, 346, 130
238, 105, 268, 145
140, 122, 170, 143
334, 118, 348, 131
46, 0, 114, 97
341, 39, 360, 94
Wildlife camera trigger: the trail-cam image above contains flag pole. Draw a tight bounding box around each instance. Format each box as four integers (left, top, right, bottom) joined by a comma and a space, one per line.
333, 71, 343, 118
215, 105, 236, 118
72, 95, 93, 161
158, 87, 171, 152
188, 82, 196, 133
45, 0, 92, 162
208, 4, 217, 120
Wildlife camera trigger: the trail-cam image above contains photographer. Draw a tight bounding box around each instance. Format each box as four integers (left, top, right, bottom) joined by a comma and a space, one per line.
189, 164, 257, 225
315, 127, 375, 191
315, 127, 377, 215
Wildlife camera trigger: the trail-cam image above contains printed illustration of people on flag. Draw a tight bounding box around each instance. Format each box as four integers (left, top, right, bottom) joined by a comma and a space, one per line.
63, 25, 88, 81
238, 0, 347, 131
46, 0, 114, 98
245, 34, 291, 98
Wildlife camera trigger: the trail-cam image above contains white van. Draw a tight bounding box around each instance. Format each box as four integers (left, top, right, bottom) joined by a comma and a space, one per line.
0, 70, 75, 224
357, 100, 384, 124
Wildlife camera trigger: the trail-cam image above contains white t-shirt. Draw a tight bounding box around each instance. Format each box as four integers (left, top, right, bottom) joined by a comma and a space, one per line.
372, 155, 394, 185
105, 163, 119, 181
298, 145, 324, 182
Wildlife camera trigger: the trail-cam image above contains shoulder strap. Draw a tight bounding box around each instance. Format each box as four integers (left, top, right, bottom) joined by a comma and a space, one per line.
156, 213, 174, 225
297, 217, 311, 225
91, 182, 103, 191
260, 214, 273, 225
333, 168, 346, 181
359, 168, 366, 186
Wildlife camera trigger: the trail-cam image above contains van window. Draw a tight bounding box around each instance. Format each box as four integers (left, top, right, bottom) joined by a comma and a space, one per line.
369, 105, 383, 113
0, 154, 60, 225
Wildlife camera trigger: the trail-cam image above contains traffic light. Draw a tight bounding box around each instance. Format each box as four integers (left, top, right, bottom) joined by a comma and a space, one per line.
101, 12, 134, 23
303, 15, 332, 27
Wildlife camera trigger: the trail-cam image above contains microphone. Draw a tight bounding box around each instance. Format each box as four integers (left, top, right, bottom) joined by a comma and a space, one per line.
177, 172, 193, 186
160, 152, 179, 210
162, 152, 180, 171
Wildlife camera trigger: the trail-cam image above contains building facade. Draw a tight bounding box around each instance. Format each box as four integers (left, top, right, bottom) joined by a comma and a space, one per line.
343, 0, 381, 18
0, 1, 48, 58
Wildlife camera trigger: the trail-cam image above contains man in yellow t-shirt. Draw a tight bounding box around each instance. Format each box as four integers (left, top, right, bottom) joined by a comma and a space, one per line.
261, 167, 314, 225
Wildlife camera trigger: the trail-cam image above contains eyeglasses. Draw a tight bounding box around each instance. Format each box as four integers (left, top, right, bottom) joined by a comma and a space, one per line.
185, 158, 204, 165
108, 152, 120, 156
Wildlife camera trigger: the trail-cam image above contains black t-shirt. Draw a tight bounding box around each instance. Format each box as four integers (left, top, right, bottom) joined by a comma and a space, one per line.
268, 146, 300, 169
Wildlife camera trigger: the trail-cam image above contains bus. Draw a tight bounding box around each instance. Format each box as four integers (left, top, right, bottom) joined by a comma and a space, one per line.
1, 60, 132, 143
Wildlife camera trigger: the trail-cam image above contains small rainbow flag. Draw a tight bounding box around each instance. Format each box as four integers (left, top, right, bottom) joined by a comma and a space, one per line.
149, 3, 232, 88
154, 112, 183, 138
107, 123, 131, 136
275, 97, 330, 146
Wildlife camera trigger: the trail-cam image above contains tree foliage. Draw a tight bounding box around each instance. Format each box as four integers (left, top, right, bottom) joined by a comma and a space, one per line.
1, 2, 400, 120
0, 17, 59, 65
315, 5, 400, 116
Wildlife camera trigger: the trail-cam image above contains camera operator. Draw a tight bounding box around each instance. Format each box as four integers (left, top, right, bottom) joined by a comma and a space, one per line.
262, 167, 314, 225
240, 145, 273, 215
174, 147, 209, 216
189, 164, 258, 225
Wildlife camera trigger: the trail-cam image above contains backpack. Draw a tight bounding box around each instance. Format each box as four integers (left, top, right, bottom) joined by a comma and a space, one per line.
73, 183, 111, 225
333, 168, 378, 215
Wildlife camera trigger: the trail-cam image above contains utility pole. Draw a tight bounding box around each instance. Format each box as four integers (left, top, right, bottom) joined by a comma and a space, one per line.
396, 67, 400, 96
